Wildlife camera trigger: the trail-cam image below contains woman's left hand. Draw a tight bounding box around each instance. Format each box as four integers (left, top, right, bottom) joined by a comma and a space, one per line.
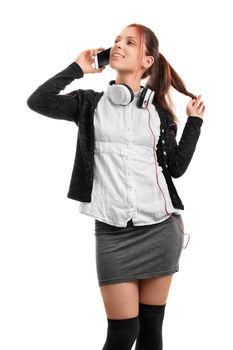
186, 94, 205, 118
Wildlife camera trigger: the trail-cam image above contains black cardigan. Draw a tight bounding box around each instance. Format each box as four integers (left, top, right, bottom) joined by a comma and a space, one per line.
26, 61, 204, 210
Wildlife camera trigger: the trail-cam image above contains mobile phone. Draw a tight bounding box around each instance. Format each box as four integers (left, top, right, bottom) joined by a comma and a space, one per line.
94, 47, 112, 69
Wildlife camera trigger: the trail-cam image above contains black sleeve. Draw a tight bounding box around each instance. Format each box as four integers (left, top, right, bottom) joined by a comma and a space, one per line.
26, 62, 84, 124
166, 115, 204, 178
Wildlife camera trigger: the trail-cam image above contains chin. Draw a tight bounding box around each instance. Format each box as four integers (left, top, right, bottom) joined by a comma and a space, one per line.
109, 61, 129, 74
109, 62, 121, 72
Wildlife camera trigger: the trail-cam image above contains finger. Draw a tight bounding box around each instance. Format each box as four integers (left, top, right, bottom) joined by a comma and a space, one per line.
97, 66, 106, 72
198, 104, 205, 115
190, 96, 197, 106
191, 99, 196, 106
193, 95, 202, 107
88, 49, 94, 59
93, 47, 105, 55
196, 101, 204, 110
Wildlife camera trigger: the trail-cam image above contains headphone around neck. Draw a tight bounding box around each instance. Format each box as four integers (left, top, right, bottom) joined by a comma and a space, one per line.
107, 80, 155, 109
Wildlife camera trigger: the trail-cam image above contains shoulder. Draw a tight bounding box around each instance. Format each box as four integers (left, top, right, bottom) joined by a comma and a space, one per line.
154, 103, 176, 126
154, 103, 178, 137
66, 89, 104, 107
70, 88, 103, 99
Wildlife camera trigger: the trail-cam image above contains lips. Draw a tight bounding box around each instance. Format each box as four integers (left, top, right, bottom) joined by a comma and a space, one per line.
112, 51, 125, 58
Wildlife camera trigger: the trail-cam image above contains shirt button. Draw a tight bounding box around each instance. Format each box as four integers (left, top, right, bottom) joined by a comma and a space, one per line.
162, 140, 165, 144
162, 129, 164, 133
165, 164, 168, 168
163, 151, 167, 155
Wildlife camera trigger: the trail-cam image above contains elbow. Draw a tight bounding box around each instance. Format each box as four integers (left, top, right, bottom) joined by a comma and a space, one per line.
26, 93, 38, 111
26, 92, 49, 114
168, 161, 188, 178
169, 168, 183, 178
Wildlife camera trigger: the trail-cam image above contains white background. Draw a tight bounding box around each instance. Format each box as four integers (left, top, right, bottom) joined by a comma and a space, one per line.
1, 0, 232, 349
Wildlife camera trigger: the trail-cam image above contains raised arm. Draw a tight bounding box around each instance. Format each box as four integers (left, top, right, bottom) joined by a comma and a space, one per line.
26, 62, 86, 123
26, 48, 106, 123
166, 95, 205, 178
166, 115, 204, 178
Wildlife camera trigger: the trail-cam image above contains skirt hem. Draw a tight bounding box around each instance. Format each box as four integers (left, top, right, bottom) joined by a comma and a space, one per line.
98, 266, 179, 286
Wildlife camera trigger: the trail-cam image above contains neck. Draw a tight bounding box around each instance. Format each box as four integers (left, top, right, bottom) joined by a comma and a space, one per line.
115, 73, 141, 93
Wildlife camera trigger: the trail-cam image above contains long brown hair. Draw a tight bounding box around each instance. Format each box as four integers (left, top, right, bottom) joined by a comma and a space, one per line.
126, 23, 196, 125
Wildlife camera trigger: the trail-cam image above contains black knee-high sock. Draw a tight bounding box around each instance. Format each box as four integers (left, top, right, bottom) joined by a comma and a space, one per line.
102, 315, 140, 350
135, 302, 166, 350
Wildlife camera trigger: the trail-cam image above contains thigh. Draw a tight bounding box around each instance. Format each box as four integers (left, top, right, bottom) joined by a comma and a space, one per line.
139, 274, 174, 305
99, 281, 139, 319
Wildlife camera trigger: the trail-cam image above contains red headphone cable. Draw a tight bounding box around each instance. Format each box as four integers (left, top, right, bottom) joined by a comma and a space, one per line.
145, 104, 190, 249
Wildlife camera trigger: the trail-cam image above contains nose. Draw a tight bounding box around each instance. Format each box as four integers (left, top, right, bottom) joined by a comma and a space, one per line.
115, 40, 123, 49
114, 43, 121, 50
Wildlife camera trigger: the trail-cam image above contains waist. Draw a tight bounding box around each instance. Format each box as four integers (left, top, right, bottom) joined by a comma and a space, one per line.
94, 141, 158, 158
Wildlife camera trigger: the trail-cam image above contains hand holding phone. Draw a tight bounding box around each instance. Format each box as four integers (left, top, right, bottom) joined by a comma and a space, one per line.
75, 48, 106, 74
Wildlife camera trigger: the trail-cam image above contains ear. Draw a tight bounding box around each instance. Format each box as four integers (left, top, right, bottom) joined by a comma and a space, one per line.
142, 55, 154, 70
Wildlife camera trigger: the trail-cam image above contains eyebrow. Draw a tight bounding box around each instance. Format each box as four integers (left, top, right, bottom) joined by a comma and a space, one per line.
115, 35, 137, 41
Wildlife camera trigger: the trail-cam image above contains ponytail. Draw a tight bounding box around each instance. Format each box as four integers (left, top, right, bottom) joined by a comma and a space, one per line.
146, 53, 196, 124
126, 23, 196, 125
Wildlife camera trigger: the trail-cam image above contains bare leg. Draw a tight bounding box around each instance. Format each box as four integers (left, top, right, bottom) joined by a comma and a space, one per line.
99, 281, 140, 349
99, 280, 139, 319
138, 274, 174, 305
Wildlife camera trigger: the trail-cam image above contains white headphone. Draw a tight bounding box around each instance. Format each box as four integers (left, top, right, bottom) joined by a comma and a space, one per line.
107, 80, 155, 109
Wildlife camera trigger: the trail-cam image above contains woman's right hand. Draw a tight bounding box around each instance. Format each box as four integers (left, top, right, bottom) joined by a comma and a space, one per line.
75, 48, 106, 74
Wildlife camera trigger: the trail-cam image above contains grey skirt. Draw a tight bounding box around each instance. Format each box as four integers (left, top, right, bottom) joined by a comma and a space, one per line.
94, 214, 184, 286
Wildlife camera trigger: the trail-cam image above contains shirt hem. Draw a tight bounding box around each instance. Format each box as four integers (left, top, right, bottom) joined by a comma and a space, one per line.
81, 210, 181, 227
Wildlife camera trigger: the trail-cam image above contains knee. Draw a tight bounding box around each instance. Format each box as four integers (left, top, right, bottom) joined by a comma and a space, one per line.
102, 315, 140, 349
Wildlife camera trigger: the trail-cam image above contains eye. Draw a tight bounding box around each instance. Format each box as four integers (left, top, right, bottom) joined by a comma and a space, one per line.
114, 40, 135, 45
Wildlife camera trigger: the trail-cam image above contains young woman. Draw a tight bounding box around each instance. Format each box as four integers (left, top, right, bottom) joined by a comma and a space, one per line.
27, 23, 205, 350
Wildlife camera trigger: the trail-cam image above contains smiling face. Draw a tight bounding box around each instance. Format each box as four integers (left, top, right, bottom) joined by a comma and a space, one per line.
110, 26, 153, 77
